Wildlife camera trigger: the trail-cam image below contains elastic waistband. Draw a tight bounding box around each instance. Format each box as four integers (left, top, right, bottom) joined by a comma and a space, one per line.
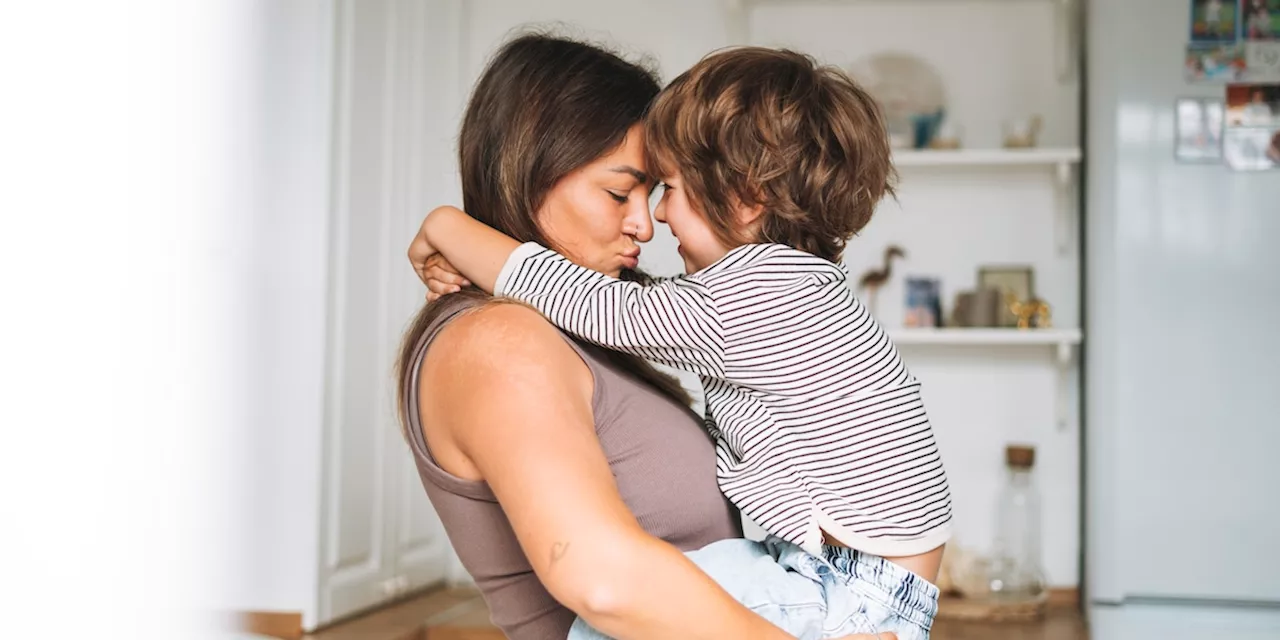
821, 545, 939, 630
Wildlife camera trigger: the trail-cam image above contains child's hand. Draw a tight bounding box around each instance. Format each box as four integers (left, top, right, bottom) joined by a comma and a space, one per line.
408, 206, 471, 301
407, 224, 439, 286
420, 254, 470, 302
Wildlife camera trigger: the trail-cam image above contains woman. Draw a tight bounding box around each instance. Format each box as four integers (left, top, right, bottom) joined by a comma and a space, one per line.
397, 34, 895, 640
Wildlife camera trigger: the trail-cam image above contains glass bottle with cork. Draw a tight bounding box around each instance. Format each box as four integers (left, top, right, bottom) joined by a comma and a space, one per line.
987, 444, 1047, 603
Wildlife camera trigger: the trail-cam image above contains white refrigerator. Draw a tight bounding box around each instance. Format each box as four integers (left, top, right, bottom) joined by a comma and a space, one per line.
1085, 0, 1280, 638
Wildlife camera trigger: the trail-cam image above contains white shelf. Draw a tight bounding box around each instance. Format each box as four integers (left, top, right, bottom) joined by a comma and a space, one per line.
889, 327, 1082, 346
890, 328, 1082, 428
893, 148, 1082, 167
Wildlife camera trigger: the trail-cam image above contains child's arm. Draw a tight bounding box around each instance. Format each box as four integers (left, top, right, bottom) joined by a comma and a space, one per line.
414, 206, 727, 378
411, 206, 520, 295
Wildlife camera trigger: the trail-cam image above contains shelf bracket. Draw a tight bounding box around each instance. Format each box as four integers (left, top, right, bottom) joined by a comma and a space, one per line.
1055, 160, 1073, 254
1055, 160, 1072, 187
1056, 340, 1072, 366
1055, 340, 1072, 429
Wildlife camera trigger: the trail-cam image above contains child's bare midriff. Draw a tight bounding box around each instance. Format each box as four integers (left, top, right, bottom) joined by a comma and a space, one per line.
882, 545, 944, 584
823, 528, 945, 584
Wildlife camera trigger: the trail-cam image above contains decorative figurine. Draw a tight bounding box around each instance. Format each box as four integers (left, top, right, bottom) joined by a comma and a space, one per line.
1006, 293, 1052, 329
857, 245, 906, 317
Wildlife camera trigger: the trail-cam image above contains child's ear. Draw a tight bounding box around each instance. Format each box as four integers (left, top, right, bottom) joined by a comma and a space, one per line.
735, 201, 766, 227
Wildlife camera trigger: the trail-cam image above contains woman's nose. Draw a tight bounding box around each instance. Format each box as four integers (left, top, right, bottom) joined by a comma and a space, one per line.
626, 199, 654, 242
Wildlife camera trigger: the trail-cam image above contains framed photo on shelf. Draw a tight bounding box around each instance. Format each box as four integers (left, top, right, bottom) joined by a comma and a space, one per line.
979, 266, 1035, 328
904, 277, 943, 328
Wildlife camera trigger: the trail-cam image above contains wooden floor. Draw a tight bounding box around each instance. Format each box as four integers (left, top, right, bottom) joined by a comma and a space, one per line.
305, 587, 1088, 640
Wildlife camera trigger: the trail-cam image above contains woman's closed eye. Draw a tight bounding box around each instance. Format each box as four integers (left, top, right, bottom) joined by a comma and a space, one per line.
606, 190, 629, 204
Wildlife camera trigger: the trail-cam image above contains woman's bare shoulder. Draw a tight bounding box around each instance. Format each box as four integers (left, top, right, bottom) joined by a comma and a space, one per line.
421, 301, 592, 413
418, 300, 595, 479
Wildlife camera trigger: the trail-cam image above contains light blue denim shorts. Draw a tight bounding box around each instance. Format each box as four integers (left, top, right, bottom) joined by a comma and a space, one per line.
567, 535, 939, 640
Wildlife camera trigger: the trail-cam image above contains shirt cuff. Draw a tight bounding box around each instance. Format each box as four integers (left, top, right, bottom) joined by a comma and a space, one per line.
493, 242, 548, 297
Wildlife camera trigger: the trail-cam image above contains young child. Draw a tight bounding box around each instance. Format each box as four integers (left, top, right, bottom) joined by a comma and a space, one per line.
411, 47, 951, 640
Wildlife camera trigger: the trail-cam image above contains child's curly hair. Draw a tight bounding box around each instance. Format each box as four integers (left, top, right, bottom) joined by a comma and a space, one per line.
644, 47, 896, 263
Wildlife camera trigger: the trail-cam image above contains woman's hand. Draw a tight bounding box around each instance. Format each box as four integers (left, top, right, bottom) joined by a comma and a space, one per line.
419, 254, 471, 303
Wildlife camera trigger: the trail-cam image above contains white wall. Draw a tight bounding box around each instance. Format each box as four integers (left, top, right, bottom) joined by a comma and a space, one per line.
1, 0, 334, 635
218, 0, 334, 623
749, 1, 1080, 149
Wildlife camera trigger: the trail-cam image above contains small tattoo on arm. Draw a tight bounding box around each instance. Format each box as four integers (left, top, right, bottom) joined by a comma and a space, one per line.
550, 542, 570, 566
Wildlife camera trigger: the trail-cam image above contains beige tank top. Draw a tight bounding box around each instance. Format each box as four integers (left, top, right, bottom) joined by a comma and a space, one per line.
402, 295, 741, 639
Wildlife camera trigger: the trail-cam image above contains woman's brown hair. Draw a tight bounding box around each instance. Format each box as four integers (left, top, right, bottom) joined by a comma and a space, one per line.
396, 33, 689, 438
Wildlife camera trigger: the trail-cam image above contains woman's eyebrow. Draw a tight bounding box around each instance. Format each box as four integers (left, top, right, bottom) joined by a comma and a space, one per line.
609, 165, 649, 184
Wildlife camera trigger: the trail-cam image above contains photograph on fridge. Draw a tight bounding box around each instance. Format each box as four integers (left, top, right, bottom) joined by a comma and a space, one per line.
1192, 0, 1240, 41
1223, 127, 1279, 168
1243, 0, 1280, 40
1185, 43, 1247, 80
1176, 97, 1226, 161
1224, 83, 1280, 168
1226, 82, 1280, 125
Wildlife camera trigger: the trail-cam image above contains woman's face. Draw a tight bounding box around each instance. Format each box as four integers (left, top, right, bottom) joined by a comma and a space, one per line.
537, 125, 654, 277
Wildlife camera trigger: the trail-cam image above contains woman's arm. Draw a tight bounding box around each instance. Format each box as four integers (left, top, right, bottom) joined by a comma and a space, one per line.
419, 303, 786, 640
412, 206, 726, 378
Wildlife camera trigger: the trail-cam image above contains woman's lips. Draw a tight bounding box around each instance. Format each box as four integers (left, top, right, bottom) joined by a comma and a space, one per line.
621, 248, 641, 270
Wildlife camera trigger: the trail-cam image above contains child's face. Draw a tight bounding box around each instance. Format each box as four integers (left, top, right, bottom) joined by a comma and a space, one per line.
652, 171, 735, 273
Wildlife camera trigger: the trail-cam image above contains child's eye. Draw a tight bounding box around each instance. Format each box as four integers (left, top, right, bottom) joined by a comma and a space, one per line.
607, 191, 629, 204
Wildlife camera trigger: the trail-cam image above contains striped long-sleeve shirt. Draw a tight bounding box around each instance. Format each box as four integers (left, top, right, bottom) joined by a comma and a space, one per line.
494, 242, 952, 557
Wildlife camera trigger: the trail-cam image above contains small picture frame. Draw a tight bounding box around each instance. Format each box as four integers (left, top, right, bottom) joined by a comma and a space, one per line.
904, 277, 943, 328
979, 266, 1035, 328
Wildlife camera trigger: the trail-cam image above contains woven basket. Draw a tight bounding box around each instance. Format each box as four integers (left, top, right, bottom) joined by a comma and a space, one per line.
936, 594, 1048, 623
